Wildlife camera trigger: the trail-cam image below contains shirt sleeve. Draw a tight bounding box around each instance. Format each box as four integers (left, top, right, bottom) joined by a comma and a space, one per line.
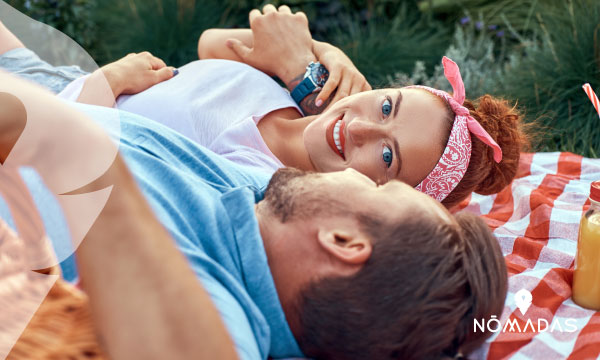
197, 271, 265, 360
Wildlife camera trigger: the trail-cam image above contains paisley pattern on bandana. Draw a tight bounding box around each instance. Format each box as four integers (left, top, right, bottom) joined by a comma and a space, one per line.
414, 112, 472, 201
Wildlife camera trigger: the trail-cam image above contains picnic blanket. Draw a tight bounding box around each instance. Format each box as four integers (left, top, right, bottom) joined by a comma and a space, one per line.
462, 152, 600, 360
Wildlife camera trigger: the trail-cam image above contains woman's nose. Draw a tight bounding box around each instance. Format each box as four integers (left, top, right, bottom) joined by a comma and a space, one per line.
347, 119, 385, 147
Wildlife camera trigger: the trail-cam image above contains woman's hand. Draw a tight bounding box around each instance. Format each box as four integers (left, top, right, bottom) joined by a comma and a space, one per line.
101, 52, 177, 97
225, 5, 316, 87
225, 4, 371, 110
313, 40, 372, 107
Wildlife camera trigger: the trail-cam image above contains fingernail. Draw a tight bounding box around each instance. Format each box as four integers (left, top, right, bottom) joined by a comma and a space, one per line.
316, 99, 323, 107
173, 69, 179, 76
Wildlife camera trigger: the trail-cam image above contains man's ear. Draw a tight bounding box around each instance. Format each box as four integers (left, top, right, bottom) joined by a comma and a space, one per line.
317, 227, 372, 265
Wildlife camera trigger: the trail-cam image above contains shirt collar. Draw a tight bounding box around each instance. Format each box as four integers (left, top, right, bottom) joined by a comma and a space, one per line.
220, 186, 303, 358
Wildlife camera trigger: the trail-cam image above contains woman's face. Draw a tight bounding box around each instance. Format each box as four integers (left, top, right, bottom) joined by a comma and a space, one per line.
303, 88, 450, 186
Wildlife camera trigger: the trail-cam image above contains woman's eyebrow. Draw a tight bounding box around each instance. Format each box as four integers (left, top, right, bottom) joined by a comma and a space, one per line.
393, 90, 402, 118
392, 90, 403, 179
394, 138, 402, 178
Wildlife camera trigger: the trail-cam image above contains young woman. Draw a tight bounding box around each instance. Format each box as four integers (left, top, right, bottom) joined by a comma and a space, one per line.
0, 5, 528, 208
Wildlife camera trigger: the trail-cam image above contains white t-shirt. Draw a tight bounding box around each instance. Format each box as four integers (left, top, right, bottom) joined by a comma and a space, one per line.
59, 59, 302, 174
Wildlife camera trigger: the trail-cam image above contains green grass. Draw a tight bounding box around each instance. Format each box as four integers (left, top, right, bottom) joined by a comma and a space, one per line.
6, 0, 98, 51
89, 0, 450, 87
325, 3, 450, 87
89, 0, 245, 66
502, 0, 600, 156
387, 15, 515, 98
418, 0, 566, 33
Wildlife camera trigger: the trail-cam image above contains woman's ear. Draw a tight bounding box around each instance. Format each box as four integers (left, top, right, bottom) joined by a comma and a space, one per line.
317, 227, 372, 265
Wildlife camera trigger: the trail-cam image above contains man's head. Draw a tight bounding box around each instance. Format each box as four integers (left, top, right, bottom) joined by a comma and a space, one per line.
256, 168, 507, 359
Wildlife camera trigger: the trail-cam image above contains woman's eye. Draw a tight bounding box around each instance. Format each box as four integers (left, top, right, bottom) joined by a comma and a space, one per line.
382, 146, 393, 168
382, 98, 392, 117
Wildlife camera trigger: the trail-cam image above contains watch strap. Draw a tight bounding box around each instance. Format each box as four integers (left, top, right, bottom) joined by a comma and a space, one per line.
291, 77, 316, 105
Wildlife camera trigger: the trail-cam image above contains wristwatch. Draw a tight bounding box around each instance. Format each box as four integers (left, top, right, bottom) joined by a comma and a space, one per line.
290, 61, 329, 105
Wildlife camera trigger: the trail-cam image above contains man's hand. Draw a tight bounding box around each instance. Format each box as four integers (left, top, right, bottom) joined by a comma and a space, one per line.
101, 52, 177, 97
225, 4, 316, 86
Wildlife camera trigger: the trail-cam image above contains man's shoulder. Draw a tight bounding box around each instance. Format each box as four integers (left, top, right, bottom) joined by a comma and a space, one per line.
189, 257, 270, 360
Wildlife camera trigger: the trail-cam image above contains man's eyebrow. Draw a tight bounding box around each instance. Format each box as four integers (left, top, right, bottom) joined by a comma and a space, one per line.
393, 90, 402, 118
394, 138, 402, 179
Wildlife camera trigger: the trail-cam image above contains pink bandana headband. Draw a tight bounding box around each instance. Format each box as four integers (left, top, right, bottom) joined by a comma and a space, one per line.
406, 57, 502, 202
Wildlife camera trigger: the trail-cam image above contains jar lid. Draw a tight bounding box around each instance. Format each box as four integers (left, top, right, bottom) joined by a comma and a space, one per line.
591, 181, 600, 202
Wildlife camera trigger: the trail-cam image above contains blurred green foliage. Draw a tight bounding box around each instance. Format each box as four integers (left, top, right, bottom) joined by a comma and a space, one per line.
5, 0, 600, 157
419, 0, 556, 31
89, 0, 243, 66
304, 2, 451, 87
6, 0, 97, 50
388, 14, 515, 98
503, 0, 600, 156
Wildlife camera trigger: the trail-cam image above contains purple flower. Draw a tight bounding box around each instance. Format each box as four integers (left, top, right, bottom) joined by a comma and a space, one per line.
460, 17, 470, 25
488, 24, 498, 30
475, 21, 483, 30
496, 30, 505, 37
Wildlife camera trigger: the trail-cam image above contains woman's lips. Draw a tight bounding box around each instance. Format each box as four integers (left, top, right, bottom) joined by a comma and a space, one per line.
338, 121, 346, 156
326, 116, 346, 160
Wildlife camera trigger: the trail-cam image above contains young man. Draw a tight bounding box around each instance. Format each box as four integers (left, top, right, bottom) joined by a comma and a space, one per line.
0, 70, 507, 360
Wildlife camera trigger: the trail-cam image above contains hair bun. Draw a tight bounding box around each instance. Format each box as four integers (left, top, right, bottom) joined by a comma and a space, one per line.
468, 95, 528, 195
442, 95, 529, 208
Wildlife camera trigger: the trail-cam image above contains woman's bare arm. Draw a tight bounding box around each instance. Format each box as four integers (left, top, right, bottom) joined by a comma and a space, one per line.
198, 5, 371, 114
198, 29, 263, 69
77, 52, 177, 107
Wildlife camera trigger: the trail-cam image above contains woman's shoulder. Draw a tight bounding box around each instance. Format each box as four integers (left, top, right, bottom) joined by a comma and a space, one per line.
178, 59, 300, 122
117, 58, 299, 151
171, 59, 297, 115
179, 59, 278, 84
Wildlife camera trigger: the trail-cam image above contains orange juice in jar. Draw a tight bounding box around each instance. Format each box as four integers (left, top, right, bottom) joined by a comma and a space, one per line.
573, 181, 600, 310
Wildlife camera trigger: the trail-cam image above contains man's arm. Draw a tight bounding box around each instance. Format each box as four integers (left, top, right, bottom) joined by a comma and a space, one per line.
0, 72, 238, 360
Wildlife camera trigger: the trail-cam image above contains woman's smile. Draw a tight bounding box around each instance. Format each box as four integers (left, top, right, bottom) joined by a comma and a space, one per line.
326, 116, 346, 160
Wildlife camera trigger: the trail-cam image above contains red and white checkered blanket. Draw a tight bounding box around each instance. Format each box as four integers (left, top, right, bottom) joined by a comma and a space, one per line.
460, 152, 600, 359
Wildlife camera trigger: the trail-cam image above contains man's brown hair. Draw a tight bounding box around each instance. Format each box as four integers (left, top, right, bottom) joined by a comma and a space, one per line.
296, 211, 507, 360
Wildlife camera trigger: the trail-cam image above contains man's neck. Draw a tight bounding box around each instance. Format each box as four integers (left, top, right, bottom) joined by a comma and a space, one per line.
257, 109, 317, 171
254, 203, 303, 339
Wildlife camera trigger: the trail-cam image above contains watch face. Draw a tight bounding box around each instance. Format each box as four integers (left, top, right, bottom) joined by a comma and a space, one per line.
310, 64, 329, 87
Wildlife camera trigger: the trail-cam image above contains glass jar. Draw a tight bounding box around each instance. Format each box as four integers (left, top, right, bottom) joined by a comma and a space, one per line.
573, 181, 600, 310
